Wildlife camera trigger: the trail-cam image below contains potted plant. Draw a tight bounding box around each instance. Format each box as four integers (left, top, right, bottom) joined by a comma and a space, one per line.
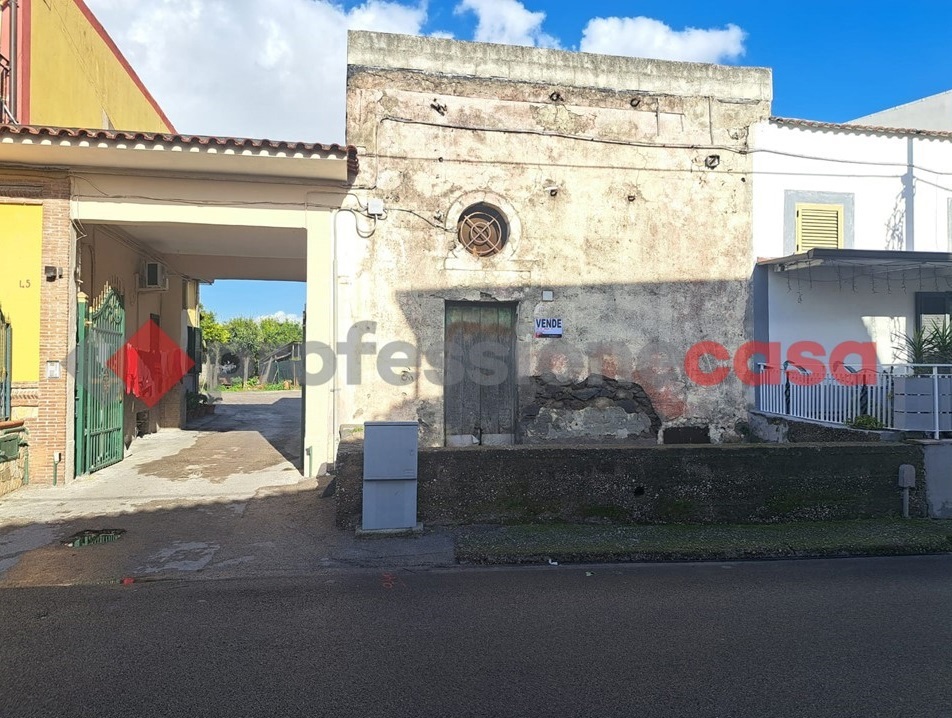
185, 392, 213, 420
894, 321, 952, 431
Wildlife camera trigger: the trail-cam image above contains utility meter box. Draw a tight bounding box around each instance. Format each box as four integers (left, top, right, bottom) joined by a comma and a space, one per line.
898, 464, 916, 488
361, 422, 419, 531
0, 435, 19, 462
363, 422, 417, 480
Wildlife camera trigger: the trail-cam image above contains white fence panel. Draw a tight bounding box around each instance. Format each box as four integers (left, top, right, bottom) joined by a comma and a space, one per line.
752, 364, 952, 432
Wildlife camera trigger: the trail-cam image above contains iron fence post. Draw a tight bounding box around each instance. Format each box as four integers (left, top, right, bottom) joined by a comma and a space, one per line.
934, 365, 940, 440
75, 292, 88, 475
783, 363, 791, 415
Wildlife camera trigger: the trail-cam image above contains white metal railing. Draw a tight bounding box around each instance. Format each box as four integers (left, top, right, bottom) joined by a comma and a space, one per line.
756, 363, 952, 439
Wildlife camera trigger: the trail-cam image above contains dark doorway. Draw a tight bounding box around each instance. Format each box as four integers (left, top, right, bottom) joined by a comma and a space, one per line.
916, 292, 952, 332
444, 302, 517, 446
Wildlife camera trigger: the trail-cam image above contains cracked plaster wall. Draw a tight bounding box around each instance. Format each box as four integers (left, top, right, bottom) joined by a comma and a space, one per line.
337, 31, 772, 446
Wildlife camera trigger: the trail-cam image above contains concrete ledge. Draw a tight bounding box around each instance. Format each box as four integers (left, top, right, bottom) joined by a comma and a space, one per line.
336, 441, 927, 528
356, 523, 425, 539
348, 31, 772, 101
914, 440, 952, 518
748, 411, 902, 443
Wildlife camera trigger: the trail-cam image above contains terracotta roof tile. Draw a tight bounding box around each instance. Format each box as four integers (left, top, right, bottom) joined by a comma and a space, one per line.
770, 116, 952, 140
0, 124, 359, 175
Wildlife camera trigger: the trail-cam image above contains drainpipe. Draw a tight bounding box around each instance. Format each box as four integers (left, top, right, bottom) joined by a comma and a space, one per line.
9, 0, 18, 123
303, 193, 344, 478
904, 138, 915, 251
52, 451, 61, 486
330, 209, 341, 474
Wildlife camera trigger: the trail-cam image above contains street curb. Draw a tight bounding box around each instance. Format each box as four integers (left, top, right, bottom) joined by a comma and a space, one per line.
456, 546, 952, 566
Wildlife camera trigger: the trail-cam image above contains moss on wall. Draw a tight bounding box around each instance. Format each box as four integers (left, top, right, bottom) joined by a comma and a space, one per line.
336, 441, 926, 528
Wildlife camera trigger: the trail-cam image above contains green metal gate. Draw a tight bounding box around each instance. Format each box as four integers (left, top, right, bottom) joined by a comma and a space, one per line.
0, 306, 10, 422
75, 285, 126, 475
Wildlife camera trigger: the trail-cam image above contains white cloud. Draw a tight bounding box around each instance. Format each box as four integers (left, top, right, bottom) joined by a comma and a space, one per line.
86, 0, 430, 143
455, 0, 560, 48
86, 0, 747, 145
580, 16, 745, 64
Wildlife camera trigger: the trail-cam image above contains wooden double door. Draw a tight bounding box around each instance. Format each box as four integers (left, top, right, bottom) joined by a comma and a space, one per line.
444, 302, 517, 446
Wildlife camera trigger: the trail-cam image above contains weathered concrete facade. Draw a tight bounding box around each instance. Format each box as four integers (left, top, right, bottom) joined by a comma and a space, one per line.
341, 31, 772, 446
336, 441, 926, 527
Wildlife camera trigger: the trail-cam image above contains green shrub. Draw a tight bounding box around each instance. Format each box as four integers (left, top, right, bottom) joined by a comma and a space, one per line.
897, 320, 952, 372
185, 392, 209, 411
847, 414, 885, 430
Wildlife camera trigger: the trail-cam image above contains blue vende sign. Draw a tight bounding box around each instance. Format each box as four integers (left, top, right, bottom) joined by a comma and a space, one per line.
534, 318, 563, 338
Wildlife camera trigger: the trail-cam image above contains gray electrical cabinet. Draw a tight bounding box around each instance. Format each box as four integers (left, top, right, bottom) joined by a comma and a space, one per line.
361, 421, 419, 531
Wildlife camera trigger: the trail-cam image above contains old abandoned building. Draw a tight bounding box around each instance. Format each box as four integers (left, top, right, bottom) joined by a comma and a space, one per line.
337, 31, 772, 447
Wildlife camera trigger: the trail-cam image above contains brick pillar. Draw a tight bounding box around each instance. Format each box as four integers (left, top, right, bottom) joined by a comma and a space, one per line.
38, 176, 74, 484
0, 171, 75, 485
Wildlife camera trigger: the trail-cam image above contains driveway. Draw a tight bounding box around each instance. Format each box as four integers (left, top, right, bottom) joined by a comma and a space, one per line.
0, 391, 454, 586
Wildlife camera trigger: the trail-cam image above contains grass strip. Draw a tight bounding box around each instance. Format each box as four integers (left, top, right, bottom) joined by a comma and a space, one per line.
454, 519, 952, 565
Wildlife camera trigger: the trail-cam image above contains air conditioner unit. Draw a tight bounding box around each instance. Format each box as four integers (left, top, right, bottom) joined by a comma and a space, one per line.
139, 261, 168, 291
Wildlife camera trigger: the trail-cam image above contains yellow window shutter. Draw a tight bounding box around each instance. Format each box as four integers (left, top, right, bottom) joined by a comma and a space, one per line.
796, 203, 844, 251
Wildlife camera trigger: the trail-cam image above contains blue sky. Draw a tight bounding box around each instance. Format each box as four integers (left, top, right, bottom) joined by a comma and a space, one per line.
89, 0, 952, 322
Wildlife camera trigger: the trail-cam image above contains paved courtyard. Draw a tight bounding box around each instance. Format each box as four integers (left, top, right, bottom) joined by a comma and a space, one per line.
0, 391, 453, 586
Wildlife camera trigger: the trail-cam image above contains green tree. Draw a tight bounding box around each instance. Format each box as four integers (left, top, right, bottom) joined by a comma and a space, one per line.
199, 305, 230, 346
225, 317, 262, 387
198, 306, 231, 391
259, 317, 303, 348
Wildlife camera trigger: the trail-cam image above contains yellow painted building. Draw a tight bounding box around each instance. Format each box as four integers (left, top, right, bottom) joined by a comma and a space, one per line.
1, 0, 174, 130
0, 0, 175, 425
0, 203, 40, 383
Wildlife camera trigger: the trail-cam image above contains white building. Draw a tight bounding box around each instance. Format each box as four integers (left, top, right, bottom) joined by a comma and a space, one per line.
751, 116, 952, 432
851, 89, 952, 133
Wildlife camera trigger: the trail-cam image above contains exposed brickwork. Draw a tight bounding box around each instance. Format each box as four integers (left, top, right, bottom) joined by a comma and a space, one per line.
0, 170, 73, 486
157, 384, 185, 428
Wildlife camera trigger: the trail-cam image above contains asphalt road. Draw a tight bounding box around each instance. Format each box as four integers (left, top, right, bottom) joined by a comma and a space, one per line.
2, 556, 951, 717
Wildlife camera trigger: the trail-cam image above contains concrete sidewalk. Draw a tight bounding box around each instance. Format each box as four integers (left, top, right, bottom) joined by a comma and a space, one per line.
0, 391, 454, 587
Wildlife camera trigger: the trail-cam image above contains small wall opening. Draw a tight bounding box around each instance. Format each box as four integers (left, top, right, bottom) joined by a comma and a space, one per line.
662, 426, 711, 445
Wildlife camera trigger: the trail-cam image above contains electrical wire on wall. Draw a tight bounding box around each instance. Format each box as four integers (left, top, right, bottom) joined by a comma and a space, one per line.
339, 208, 378, 239
358, 114, 952, 177
382, 207, 456, 232
379, 115, 753, 155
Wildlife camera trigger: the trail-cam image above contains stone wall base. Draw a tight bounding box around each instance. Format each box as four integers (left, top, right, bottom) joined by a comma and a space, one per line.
0, 424, 29, 498
336, 441, 925, 528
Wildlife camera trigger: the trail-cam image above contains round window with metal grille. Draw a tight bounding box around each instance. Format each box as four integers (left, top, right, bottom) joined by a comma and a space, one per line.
457, 203, 509, 258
